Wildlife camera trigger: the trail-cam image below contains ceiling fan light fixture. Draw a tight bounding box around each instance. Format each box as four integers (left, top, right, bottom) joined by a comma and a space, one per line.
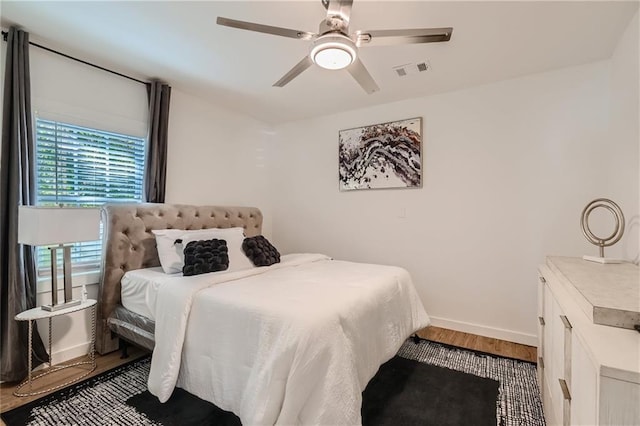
310, 35, 357, 70
216, 1, 453, 93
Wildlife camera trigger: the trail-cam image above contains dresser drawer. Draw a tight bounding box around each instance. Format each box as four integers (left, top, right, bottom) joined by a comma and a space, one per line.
538, 259, 640, 426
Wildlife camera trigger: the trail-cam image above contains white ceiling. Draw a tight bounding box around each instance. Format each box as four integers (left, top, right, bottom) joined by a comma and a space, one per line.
1, 1, 638, 124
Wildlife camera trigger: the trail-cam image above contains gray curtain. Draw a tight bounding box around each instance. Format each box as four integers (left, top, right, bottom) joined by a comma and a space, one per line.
144, 80, 171, 203
1, 27, 49, 382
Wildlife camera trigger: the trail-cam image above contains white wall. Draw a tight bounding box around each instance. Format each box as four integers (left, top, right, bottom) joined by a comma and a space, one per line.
165, 89, 273, 237
270, 49, 638, 344
608, 11, 639, 263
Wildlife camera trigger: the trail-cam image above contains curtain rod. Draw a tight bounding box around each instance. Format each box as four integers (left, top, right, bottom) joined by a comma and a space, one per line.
1, 30, 147, 85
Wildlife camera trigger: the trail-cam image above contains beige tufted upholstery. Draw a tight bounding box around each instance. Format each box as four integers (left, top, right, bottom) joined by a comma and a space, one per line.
96, 203, 263, 354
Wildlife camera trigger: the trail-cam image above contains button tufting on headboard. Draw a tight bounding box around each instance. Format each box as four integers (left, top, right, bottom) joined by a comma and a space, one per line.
96, 203, 263, 355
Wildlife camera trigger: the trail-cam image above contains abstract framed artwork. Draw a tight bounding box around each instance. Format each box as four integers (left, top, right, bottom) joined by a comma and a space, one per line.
339, 117, 422, 191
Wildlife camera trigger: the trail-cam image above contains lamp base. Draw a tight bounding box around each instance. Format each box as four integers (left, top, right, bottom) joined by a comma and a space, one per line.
42, 299, 81, 312
582, 255, 625, 264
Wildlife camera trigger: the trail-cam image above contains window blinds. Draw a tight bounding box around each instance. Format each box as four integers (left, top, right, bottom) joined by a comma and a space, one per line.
34, 118, 146, 272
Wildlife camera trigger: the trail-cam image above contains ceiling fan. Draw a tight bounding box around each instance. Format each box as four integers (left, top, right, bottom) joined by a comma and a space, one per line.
216, 0, 453, 94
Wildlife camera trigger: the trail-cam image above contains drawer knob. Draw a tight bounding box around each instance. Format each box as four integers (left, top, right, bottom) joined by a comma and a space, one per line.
559, 378, 571, 401
560, 315, 572, 330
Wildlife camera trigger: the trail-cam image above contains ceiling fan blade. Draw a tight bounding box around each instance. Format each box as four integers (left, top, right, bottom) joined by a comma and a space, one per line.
273, 56, 314, 87
347, 58, 379, 94
217, 17, 316, 41
355, 27, 453, 46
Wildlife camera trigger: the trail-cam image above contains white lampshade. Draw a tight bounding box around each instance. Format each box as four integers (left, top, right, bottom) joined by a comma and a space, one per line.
18, 206, 100, 246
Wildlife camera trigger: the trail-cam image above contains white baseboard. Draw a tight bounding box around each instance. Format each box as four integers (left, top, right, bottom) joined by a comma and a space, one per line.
51, 340, 92, 365
428, 316, 538, 347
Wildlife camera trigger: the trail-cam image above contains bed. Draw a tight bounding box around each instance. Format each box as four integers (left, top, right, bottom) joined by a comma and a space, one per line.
96, 203, 430, 425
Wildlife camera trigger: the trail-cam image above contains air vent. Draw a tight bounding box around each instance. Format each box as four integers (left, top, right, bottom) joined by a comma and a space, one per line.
395, 68, 407, 77
392, 60, 431, 77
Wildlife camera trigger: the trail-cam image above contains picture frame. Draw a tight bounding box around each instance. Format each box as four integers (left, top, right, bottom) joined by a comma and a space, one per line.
338, 117, 422, 191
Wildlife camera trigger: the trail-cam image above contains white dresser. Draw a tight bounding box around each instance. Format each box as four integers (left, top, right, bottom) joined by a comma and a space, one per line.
537, 257, 640, 426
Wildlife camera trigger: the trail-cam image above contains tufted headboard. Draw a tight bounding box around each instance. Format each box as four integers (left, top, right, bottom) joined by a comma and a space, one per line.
96, 203, 263, 354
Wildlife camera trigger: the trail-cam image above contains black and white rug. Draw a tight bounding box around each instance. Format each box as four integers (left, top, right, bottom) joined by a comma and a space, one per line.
398, 340, 544, 425
2, 339, 544, 426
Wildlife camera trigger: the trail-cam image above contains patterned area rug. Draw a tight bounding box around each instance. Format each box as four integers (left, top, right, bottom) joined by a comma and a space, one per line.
398, 340, 545, 425
2, 338, 544, 426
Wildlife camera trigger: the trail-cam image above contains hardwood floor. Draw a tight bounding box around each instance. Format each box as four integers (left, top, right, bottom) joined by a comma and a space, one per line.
0, 326, 536, 419
417, 325, 537, 362
0, 345, 148, 414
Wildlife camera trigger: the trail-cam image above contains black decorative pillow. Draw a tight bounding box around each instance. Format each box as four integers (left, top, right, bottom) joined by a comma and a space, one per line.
242, 236, 280, 267
182, 239, 229, 276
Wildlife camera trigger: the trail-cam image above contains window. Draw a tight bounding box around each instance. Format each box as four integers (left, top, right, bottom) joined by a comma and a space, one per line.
35, 118, 146, 274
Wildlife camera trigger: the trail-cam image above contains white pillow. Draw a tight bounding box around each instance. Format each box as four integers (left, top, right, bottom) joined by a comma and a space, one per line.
152, 227, 254, 274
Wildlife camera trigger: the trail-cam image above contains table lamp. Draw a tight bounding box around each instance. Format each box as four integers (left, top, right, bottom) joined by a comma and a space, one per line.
18, 206, 100, 311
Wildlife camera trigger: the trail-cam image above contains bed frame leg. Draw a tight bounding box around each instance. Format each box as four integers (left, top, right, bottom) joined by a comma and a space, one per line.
411, 334, 421, 344
120, 339, 129, 359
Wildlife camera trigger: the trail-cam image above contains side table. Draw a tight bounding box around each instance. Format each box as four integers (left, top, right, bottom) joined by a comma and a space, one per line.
13, 299, 97, 397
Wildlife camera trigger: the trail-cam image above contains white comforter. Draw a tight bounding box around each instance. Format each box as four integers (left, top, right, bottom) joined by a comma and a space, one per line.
148, 253, 429, 425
